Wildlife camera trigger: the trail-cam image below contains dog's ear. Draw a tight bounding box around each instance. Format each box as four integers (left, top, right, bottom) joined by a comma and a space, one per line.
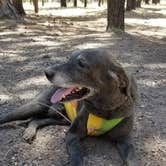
107, 70, 120, 86
117, 68, 129, 88
108, 67, 129, 87
108, 63, 130, 96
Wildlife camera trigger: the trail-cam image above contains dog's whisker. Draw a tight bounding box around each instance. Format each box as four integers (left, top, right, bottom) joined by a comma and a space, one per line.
37, 102, 71, 123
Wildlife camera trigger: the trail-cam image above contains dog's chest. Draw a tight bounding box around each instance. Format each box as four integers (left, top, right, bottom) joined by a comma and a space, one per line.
64, 101, 123, 136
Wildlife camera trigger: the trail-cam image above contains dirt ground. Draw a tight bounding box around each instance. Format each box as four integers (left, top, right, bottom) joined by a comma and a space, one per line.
0, 3, 166, 166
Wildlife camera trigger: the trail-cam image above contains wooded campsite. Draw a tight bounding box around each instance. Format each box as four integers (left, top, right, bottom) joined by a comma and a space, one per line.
0, 0, 165, 166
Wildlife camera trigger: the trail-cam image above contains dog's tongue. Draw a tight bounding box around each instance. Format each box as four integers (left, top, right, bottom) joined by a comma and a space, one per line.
51, 87, 75, 104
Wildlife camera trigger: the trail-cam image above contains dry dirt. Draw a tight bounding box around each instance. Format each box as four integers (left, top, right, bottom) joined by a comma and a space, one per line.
0, 3, 166, 166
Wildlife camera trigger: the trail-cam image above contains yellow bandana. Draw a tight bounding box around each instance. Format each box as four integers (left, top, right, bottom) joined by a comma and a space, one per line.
64, 101, 123, 136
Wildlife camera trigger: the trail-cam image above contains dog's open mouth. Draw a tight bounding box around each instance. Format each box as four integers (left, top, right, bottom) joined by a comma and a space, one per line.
51, 87, 90, 104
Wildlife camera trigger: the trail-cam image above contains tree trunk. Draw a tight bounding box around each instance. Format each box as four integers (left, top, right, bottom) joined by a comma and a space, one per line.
0, 0, 21, 19
98, 0, 104, 6
152, 0, 160, 4
33, 0, 38, 13
84, 0, 87, 8
126, 0, 132, 11
74, 0, 77, 7
136, 0, 142, 8
13, 0, 25, 15
61, 0, 67, 7
42, 0, 44, 6
107, 0, 125, 31
144, 0, 149, 4
126, 0, 136, 11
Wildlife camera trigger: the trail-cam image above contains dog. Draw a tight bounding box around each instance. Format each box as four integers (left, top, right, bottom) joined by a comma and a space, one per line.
0, 49, 138, 166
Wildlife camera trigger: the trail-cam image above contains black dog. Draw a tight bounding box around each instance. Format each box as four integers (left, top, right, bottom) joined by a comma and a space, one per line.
0, 49, 138, 166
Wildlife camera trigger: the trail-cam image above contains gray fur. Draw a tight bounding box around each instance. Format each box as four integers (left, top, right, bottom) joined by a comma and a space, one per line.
0, 49, 138, 166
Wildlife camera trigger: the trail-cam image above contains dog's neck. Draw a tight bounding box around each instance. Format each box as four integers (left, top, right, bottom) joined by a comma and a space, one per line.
92, 87, 127, 106
84, 91, 128, 119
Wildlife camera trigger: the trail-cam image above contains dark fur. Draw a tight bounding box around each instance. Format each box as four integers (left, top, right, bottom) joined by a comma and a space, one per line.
0, 49, 138, 166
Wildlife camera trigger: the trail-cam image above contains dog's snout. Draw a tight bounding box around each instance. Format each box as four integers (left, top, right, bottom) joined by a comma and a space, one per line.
45, 69, 54, 81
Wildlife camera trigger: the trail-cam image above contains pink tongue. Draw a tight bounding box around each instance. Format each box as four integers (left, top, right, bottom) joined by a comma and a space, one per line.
51, 87, 75, 104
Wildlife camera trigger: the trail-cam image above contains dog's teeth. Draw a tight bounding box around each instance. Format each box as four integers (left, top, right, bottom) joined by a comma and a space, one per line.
72, 89, 76, 93
76, 88, 81, 91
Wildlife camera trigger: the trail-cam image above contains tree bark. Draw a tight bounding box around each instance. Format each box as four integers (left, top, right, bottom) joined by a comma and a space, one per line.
13, 0, 25, 15
61, 0, 67, 7
0, 0, 21, 19
74, 0, 77, 7
126, 0, 136, 11
107, 0, 125, 31
33, 0, 38, 13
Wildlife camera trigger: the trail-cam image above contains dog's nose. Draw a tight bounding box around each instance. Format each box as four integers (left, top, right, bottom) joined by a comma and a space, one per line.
45, 69, 54, 81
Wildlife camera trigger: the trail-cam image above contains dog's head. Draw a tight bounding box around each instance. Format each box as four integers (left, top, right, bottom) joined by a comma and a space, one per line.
45, 49, 129, 107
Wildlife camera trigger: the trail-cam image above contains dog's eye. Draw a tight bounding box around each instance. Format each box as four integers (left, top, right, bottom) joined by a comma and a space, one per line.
78, 59, 86, 68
